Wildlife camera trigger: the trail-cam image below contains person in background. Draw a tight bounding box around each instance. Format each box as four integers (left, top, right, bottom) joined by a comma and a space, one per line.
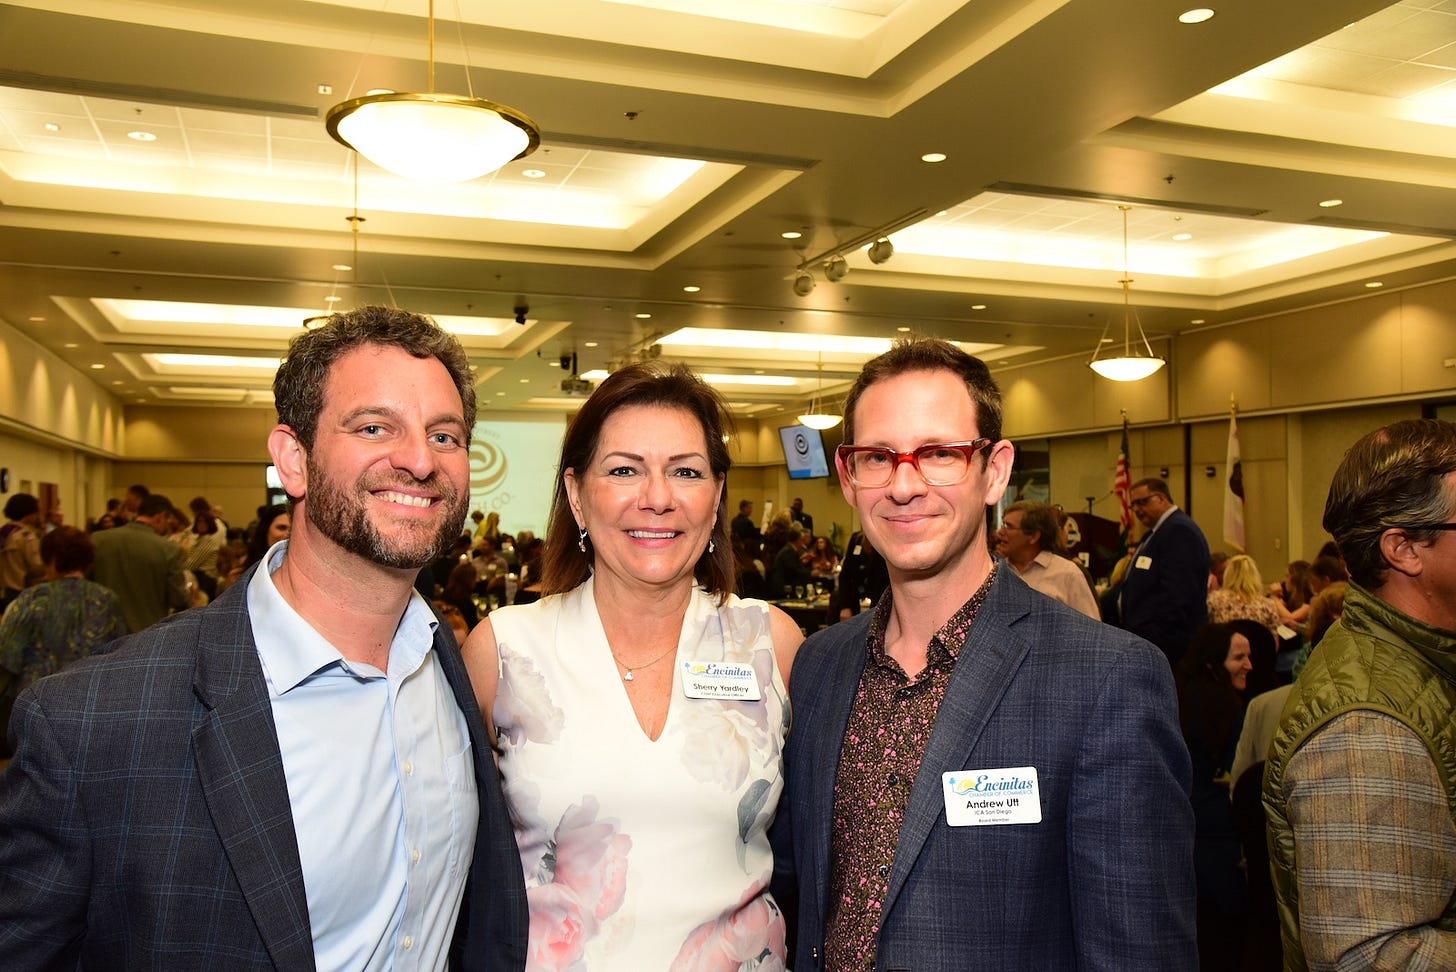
1174, 622, 1253, 971
0, 527, 127, 758
768, 525, 814, 598
443, 560, 480, 630
1206, 554, 1281, 635
1208, 550, 1230, 592
182, 505, 225, 601
463, 361, 801, 969
1117, 477, 1211, 667
90, 492, 191, 633
789, 496, 814, 536
832, 528, 889, 620
0, 304, 527, 968
1272, 559, 1314, 633
731, 498, 762, 552
807, 535, 840, 582
114, 484, 150, 525
1, 493, 45, 613
994, 500, 1100, 619
774, 337, 1195, 970
1266, 419, 1456, 970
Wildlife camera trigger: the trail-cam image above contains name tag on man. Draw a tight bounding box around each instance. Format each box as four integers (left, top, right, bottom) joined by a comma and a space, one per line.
681, 661, 761, 701
942, 767, 1042, 826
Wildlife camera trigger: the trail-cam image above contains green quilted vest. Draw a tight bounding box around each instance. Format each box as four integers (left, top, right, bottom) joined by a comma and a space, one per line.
1263, 582, 1456, 971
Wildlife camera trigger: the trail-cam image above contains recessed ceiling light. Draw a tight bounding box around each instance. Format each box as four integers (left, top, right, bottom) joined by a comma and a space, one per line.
896, 326, 911, 332
90, 363, 105, 370
921, 152, 948, 163
1172, 232, 1193, 241
781, 231, 802, 240
111, 380, 123, 385
971, 304, 987, 311
584, 341, 599, 348
28, 315, 45, 322
936, 210, 948, 217
127, 130, 157, 142
1365, 281, 1383, 288
495, 391, 506, 396
682, 285, 700, 293
1191, 318, 1206, 324
63, 342, 78, 349
44, 123, 59, 133
519, 378, 530, 383
324, 295, 342, 303
331, 263, 352, 271
1178, 8, 1215, 24
522, 168, 546, 179
317, 84, 333, 95
635, 312, 652, 319
1318, 199, 1343, 208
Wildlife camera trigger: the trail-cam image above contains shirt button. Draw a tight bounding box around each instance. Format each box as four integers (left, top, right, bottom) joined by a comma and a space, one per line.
403, 935, 413, 950
877, 864, 889, 878
886, 772, 899, 786
403, 761, 414, 775
411, 848, 421, 863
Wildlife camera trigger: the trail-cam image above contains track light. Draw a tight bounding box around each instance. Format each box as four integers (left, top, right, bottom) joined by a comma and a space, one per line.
792, 270, 816, 297
867, 238, 894, 264
823, 254, 849, 282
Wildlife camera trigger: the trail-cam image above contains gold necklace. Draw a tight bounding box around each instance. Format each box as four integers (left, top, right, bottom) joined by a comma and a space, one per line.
610, 641, 678, 682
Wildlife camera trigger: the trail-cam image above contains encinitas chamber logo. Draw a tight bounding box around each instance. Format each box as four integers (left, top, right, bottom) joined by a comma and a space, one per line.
791, 430, 810, 458
470, 432, 509, 497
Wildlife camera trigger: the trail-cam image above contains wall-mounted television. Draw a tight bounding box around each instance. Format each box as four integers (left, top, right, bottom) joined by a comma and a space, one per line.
778, 424, 831, 480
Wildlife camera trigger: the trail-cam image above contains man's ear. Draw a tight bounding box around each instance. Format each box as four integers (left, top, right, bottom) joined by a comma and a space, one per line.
982, 439, 1016, 507
268, 425, 308, 501
1379, 527, 1426, 580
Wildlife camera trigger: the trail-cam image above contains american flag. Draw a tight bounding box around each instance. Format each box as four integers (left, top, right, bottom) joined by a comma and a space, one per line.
1114, 418, 1132, 554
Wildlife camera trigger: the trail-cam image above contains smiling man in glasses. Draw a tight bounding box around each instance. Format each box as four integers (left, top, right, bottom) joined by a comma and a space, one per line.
773, 337, 1195, 971
1265, 418, 1456, 970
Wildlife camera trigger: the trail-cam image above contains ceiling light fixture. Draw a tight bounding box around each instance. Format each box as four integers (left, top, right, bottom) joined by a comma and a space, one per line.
127, 131, 157, 142
921, 152, 947, 163
1178, 8, 1216, 24
1365, 281, 1383, 288
682, 285, 700, 293
1319, 199, 1343, 208
823, 254, 849, 282
792, 269, 816, 297
781, 231, 803, 240
1172, 232, 1192, 241
1088, 205, 1166, 382
325, 0, 539, 182
798, 350, 842, 430
867, 238, 894, 264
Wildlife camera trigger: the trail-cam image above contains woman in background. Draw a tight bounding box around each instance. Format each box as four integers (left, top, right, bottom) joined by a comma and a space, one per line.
0, 527, 127, 757
464, 361, 801, 970
1206, 554, 1280, 635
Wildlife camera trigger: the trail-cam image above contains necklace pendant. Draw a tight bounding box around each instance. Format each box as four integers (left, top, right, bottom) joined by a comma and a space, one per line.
623, 670, 635, 682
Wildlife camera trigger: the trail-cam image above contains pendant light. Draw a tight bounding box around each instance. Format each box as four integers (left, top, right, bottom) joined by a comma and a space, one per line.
797, 351, 842, 430
1088, 205, 1166, 381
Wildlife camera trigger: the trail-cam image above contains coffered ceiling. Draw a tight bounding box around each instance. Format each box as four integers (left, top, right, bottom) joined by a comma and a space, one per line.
2, 0, 1454, 420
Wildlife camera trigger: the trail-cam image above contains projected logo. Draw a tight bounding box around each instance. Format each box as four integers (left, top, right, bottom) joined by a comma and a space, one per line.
470, 435, 510, 509
791, 430, 810, 457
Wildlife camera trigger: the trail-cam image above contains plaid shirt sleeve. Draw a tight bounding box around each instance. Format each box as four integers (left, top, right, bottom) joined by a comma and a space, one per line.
1285, 710, 1456, 971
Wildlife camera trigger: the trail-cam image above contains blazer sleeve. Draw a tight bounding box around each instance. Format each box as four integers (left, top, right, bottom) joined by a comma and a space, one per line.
1066, 641, 1198, 969
0, 689, 91, 967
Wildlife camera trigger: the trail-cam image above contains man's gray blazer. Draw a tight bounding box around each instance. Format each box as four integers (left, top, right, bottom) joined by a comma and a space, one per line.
0, 567, 527, 970
773, 567, 1197, 971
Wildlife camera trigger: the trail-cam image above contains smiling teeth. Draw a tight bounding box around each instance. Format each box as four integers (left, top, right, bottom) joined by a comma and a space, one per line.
629, 530, 676, 539
379, 490, 432, 508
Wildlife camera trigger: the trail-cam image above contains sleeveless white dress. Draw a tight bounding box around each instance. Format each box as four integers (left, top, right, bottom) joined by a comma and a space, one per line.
489, 576, 789, 971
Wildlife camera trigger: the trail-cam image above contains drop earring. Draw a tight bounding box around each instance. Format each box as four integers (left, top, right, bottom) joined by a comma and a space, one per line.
708, 538, 715, 554
578, 527, 589, 553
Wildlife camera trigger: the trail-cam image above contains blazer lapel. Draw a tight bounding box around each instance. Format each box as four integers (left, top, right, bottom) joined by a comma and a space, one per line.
191, 578, 316, 972
881, 571, 1034, 916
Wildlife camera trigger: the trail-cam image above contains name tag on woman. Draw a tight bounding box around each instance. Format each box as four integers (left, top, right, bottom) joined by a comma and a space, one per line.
681, 661, 761, 700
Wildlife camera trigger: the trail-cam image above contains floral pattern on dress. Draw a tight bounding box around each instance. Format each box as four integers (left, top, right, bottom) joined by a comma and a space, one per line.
670, 886, 786, 972
526, 795, 634, 971
496, 640, 565, 747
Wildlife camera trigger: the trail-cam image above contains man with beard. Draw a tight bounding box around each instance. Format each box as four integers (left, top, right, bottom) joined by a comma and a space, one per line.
0, 307, 527, 970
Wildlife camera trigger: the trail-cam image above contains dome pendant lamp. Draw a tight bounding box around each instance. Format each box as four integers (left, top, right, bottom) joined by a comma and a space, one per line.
1088, 205, 1166, 381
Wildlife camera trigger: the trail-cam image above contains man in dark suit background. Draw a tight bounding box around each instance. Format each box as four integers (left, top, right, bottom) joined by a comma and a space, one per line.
1117, 476, 1211, 666
0, 306, 527, 970
773, 338, 1195, 971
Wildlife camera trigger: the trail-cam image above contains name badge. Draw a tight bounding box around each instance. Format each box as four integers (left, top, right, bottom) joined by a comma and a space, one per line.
1135, 555, 1153, 570
942, 767, 1042, 826
681, 661, 761, 701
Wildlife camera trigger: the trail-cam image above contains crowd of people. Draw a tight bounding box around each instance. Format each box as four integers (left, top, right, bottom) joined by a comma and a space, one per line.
1, 304, 1453, 971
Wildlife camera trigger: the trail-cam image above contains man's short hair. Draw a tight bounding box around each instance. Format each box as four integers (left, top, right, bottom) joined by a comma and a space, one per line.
4, 493, 39, 521
1007, 500, 1058, 552
842, 337, 1002, 459
1323, 419, 1456, 589
41, 526, 95, 574
136, 493, 174, 519
1130, 477, 1171, 500
126, 484, 150, 499
739, 499, 753, 512
273, 305, 476, 450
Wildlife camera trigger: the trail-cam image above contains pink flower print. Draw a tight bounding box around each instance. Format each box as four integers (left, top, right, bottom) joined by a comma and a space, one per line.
495, 645, 565, 747
526, 880, 590, 971
552, 798, 633, 923
669, 892, 787, 971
